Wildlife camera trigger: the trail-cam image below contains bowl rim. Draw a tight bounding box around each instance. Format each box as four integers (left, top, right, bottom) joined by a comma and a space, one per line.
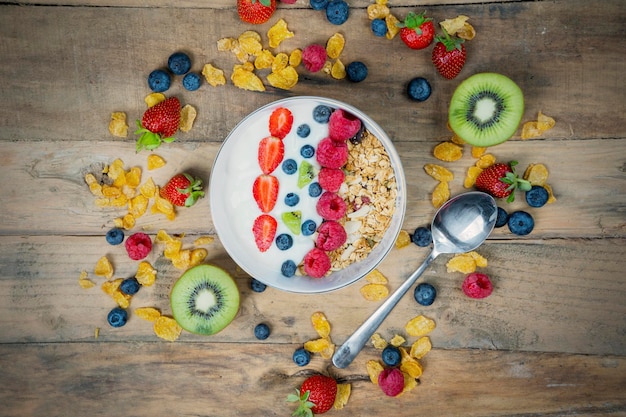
209, 96, 406, 294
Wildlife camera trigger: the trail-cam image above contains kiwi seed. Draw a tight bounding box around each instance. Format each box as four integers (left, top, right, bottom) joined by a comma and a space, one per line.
448, 72, 524, 147
170, 264, 240, 336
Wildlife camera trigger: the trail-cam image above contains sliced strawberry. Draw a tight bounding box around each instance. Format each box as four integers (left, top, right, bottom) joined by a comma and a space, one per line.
253, 214, 277, 252
268, 107, 293, 139
258, 136, 284, 174
252, 174, 279, 213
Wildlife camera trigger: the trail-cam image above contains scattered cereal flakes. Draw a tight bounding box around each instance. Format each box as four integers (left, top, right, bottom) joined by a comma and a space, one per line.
151, 187, 176, 220
537, 111, 556, 131
390, 334, 406, 347
464, 165, 483, 188
367, 3, 390, 20
522, 111, 556, 139
108, 112, 128, 137
523, 163, 549, 186
395, 230, 411, 248
272, 52, 289, 72
366, 360, 385, 384
112, 290, 131, 309
267, 18, 294, 49
121, 213, 136, 230
446, 253, 477, 273
171, 249, 191, 270
231, 65, 265, 92
322, 61, 333, 75
238, 34, 263, 56
289, 48, 302, 67
433, 141, 463, 162
217, 37, 237, 52
311, 311, 331, 338
476, 153, 496, 169
179, 104, 197, 133
543, 183, 557, 204
194, 236, 214, 246
254, 49, 275, 70
385, 14, 401, 39
268, 66, 299, 90
365, 269, 388, 284
450, 133, 466, 145
129, 195, 149, 218
304, 337, 333, 353
101, 278, 131, 308
405, 315, 436, 337
330, 59, 346, 80
467, 251, 488, 268
139, 178, 157, 199
371, 333, 388, 349
471, 146, 486, 158
326, 33, 345, 59
147, 154, 166, 171
424, 164, 454, 182
360, 283, 389, 301
101, 278, 120, 295
154, 316, 182, 342
84, 173, 97, 186
431, 181, 450, 208
125, 166, 142, 188
190, 248, 208, 267
202, 63, 226, 87
78, 270, 95, 289
401, 371, 419, 394
399, 347, 423, 378
440, 15, 476, 41
134, 307, 162, 322
334, 383, 351, 410
319, 342, 336, 359
135, 261, 157, 286
94, 256, 114, 279
145, 92, 166, 108
410, 336, 432, 359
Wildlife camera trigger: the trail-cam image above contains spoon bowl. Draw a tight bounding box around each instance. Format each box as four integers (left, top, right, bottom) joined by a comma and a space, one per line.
332, 191, 497, 369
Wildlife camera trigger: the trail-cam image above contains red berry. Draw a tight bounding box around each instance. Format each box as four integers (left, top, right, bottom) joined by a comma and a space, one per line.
268, 107, 293, 139
316, 137, 348, 169
160, 173, 204, 207
135, 97, 181, 151
328, 109, 362, 142
257, 136, 284, 175
252, 214, 277, 252
252, 174, 279, 213
303, 248, 331, 278
316, 220, 347, 251
399, 12, 435, 50
318, 167, 345, 192
378, 368, 405, 397
316, 191, 347, 221
302, 44, 327, 72
462, 272, 493, 298
125, 232, 152, 260
237, 0, 276, 24
431, 32, 466, 80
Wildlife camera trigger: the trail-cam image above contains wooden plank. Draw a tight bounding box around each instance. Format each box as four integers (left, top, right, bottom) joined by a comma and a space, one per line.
0, 0, 624, 143
1, 235, 624, 356
0, 342, 624, 417
1, 138, 624, 237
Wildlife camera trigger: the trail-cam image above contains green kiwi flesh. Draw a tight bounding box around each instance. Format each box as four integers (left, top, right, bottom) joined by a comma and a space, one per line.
448, 72, 524, 147
170, 264, 240, 335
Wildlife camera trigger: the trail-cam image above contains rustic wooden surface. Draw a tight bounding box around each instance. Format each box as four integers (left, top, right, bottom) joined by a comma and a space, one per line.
1, 1, 625, 416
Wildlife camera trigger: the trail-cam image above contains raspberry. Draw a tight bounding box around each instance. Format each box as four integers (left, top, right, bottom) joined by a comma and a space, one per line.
378, 368, 404, 397
328, 109, 362, 142
316, 137, 348, 169
303, 248, 331, 278
316, 220, 347, 251
316, 191, 347, 221
125, 232, 153, 260
302, 44, 327, 73
462, 272, 493, 299
318, 167, 345, 192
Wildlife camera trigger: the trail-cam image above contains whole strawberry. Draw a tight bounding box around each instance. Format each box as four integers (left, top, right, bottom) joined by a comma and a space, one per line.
398, 12, 435, 50
160, 173, 205, 207
475, 161, 531, 202
288, 374, 337, 416
135, 97, 181, 151
237, 0, 276, 24
431, 30, 466, 79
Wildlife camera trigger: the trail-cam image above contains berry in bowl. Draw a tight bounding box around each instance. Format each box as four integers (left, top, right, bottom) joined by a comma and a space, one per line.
210, 97, 406, 293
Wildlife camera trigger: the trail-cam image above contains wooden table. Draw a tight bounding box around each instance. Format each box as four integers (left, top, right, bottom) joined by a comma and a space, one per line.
1, 1, 624, 416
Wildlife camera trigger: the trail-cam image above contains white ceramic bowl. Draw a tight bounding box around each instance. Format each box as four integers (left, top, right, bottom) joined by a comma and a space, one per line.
210, 96, 406, 293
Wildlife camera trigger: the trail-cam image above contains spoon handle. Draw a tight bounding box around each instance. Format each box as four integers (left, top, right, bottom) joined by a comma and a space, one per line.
332, 250, 438, 369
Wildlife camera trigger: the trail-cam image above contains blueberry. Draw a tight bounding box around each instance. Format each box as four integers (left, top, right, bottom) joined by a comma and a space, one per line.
293, 347, 311, 366
309, 0, 329, 10
167, 52, 191, 75
525, 185, 549, 208
250, 278, 267, 292
105, 227, 125, 245
254, 323, 270, 340
313, 105, 333, 123
407, 77, 432, 102
381, 345, 401, 367
281, 260, 297, 277
275, 234, 293, 250
495, 207, 509, 228
326, 0, 349, 25
371, 18, 388, 37
284, 192, 300, 207
107, 307, 128, 328
120, 277, 140, 295
182, 72, 201, 91
414, 282, 437, 306
308, 182, 322, 197
507, 210, 535, 236
346, 61, 368, 83
282, 159, 298, 175
301, 219, 317, 236
411, 226, 432, 247
300, 144, 315, 158
297, 123, 311, 138
147, 69, 171, 93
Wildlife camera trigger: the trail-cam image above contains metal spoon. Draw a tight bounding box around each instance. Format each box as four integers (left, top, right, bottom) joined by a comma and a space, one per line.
332, 191, 498, 369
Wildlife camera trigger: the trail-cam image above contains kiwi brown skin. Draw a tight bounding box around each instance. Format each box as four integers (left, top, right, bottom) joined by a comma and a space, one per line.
170, 264, 240, 336
448, 72, 524, 147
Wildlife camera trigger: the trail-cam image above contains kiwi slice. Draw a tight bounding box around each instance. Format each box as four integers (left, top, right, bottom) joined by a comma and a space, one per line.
448, 72, 524, 147
170, 264, 240, 335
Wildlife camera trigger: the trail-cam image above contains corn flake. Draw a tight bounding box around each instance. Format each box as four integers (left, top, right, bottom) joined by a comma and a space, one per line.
267, 18, 294, 49
405, 315, 436, 337
135, 261, 157, 286
522, 111, 556, 139
360, 283, 389, 301
333, 383, 351, 410
154, 316, 182, 342
272, 52, 289, 72
401, 371, 419, 394
194, 236, 214, 245
523, 163, 549, 186
179, 104, 197, 133
471, 146, 486, 158
440, 16, 476, 41
326, 33, 345, 59
311, 311, 331, 338
365, 269, 388, 284
134, 307, 162, 322
231, 65, 265, 92
254, 49, 275, 70
304, 337, 333, 353
267, 66, 299, 90
424, 163, 454, 182
432, 181, 450, 208
446, 253, 477, 273
399, 347, 423, 378
464, 165, 483, 188
395, 230, 411, 248
238, 32, 263, 55
385, 14, 401, 39
367, 3, 390, 20
145, 93, 166, 108
108, 112, 128, 137
476, 153, 496, 169
94, 256, 114, 279
202, 63, 226, 87
433, 141, 463, 162
217, 37, 237, 52
410, 336, 432, 359
468, 251, 488, 267
330, 59, 346, 80
390, 334, 406, 347
371, 333, 388, 349
366, 360, 384, 384
129, 195, 149, 218
289, 49, 302, 67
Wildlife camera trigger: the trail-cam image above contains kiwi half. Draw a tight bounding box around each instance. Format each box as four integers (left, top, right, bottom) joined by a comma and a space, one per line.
448, 73, 524, 147
170, 264, 240, 335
